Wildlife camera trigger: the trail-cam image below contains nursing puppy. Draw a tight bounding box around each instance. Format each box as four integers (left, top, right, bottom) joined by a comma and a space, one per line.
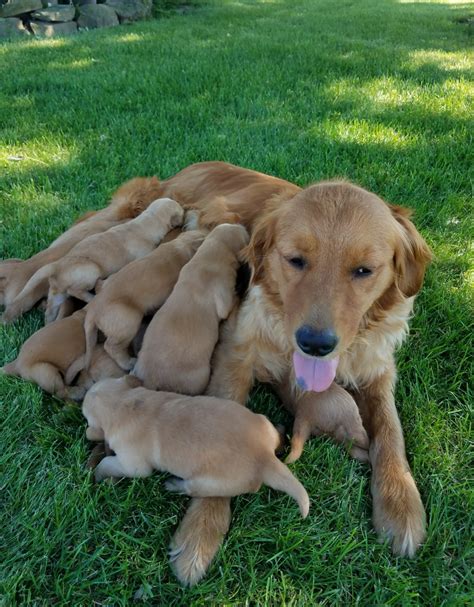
16, 198, 183, 321
1, 176, 163, 322
133, 223, 249, 394
83, 377, 309, 518
1, 309, 125, 400
83, 229, 206, 372
277, 379, 369, 464
2, 309, 87, 399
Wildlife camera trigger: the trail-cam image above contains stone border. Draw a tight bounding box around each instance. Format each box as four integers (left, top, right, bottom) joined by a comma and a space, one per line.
0, 0, 155, 39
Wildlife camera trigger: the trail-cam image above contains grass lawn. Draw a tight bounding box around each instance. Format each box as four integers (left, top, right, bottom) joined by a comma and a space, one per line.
1, 0, 473, 604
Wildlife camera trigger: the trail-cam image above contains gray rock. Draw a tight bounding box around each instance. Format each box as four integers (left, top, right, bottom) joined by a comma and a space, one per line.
0, 16, 29, 37
104, 0, 151, 22
0, 0, 42, 17
77, 3, 118, 28
41, 0, 58, 6
30, 19, 77, 35
31, 4, 74, 20
76, 0, 96, 4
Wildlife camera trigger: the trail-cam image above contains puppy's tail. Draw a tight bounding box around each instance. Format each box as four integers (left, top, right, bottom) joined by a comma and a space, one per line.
83, 313, 98, 372
13, 263, 55, 304
286, 418, 312, 464
262, 457, 310, 518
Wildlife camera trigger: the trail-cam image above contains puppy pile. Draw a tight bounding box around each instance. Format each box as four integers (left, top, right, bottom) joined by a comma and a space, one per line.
1, 177, 367, 560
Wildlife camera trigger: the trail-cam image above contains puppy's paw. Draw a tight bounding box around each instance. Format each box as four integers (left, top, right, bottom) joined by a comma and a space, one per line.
372, 466, 426, 557
165, 476, 188, 494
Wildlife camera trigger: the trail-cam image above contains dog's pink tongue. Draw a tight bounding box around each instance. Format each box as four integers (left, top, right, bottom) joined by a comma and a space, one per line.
293, 351, 339, 393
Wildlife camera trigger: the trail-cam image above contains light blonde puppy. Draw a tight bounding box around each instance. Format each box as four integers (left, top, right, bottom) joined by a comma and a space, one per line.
1, 309, 125, 400
83, 376, 309, 518
276, 379, 369, 463
15, 198, 184, 321
1, 176, 163, 322
133, 223, 249, 394
83, 229, 206, 372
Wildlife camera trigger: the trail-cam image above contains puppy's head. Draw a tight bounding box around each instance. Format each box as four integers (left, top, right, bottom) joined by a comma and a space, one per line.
211, 223, 250, 257
144, 198, 184, 228
244, 181, 431, 390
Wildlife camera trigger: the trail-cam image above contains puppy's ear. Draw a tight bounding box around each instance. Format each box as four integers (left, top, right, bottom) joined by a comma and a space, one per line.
242, 204, 279, 282
390, 205, 432, 297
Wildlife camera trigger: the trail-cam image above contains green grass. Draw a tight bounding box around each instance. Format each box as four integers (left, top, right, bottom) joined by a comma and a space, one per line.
1, 0, 473, 604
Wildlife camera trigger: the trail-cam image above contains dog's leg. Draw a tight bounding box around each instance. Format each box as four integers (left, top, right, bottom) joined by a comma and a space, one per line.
94, 455, 152, 482
26, 362, 68, 399
170, 315, 255, 586
104, 337, 136, 371
67, 288, 94, 303
352, 366, 426, 557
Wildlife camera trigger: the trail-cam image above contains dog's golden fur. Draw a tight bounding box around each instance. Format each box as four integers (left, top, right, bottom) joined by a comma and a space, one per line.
1, 309, 125, 400
1, 161, 432, 586
134, 223, 249, 395
16, 198, 184, 322
0, 177, 163, 322
83, 230, 206, 372
134, 162, 430, 585
83, 377, 309, 517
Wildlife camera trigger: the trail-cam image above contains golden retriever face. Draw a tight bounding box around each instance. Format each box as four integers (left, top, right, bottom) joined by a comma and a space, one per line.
245, 181, 431, 359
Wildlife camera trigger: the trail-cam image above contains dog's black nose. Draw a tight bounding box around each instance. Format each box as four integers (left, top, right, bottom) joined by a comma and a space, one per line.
295, 325, 339, 357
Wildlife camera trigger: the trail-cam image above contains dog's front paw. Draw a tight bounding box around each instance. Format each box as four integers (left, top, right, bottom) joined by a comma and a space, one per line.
372, 465, 426, 557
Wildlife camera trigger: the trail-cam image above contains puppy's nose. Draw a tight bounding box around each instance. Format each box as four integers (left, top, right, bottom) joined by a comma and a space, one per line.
295, 325, 339, 357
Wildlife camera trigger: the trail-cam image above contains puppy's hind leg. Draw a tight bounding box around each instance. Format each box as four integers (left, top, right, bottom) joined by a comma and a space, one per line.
26, 362, 68, 399
94, 454, 153, 483
104, 337, 136, 372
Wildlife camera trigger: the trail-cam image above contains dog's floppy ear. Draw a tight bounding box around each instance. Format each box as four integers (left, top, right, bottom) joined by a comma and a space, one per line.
242, 204, 280, 282
390, 205, 432, 297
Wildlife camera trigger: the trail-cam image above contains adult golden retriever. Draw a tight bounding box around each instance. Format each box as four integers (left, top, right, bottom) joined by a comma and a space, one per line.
3, 162, 431, 584
147, 162, 430, 585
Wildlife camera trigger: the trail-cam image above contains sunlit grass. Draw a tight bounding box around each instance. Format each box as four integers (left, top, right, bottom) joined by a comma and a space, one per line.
0, 0, 472, 604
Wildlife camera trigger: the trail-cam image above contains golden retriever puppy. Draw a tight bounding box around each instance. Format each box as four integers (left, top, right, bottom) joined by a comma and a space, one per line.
83, 377, 309, 518
1, 310, 125, 400
133, 223, 249, 394
276, 380, 369, 464
15, 198, 184, 322
1, 176, 163, 322
2, 309, 87, 399
83, 229, 206, 372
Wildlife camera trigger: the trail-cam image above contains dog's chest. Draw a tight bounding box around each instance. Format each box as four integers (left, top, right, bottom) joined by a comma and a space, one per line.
337, 297, 414, 387
237, 286, 291, 383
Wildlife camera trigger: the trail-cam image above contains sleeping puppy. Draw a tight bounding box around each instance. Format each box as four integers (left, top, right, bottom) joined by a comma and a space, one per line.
1, 309, 125, 400
1, 176, 163, 322
15, 198, 184, 322
83, 376, 309, 518
83, 229, 206, 372
133, 223, 249, 394
277, 380, 369, 463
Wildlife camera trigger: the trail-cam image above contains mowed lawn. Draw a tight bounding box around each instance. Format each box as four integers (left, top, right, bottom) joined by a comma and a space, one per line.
0, 0, 472, 604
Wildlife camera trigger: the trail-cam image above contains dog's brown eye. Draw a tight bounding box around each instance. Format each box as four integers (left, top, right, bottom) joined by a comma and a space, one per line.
353, 267, 372, 278
287, 256, 307, 270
